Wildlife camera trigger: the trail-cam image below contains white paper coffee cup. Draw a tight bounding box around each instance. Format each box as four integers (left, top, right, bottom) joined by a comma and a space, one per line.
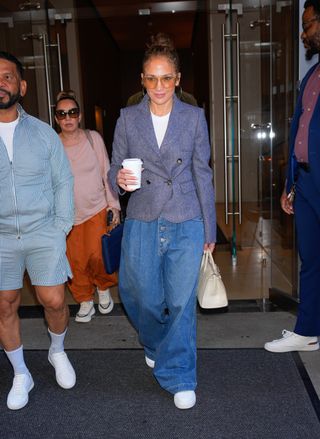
122, 158, 143, 190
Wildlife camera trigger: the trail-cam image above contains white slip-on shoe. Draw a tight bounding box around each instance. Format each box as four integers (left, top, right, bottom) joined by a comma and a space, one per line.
145, 356, 155, 368
75, 301, 95, 323
7, 372, 34, 410
97, 289, 114, 314
174, 391, 196, 409
48, 351, 76, 389
264, 330, 319, 353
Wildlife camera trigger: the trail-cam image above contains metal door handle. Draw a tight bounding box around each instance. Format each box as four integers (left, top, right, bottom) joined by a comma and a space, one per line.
236, 22, 242, 224
51, 33, 64, 91
222, 22, 242, 224
42, 33, 53, 126
43, 33, 64, 125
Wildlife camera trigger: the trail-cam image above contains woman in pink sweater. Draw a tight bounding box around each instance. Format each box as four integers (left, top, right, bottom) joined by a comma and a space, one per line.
55, 91, 120, 323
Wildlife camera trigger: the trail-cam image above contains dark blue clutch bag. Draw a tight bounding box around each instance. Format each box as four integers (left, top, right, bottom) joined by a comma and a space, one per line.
101, 223, 124, 274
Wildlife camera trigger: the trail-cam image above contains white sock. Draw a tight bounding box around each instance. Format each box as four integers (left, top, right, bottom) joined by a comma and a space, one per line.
98, 288, 110, 294
5, 345, 29, 375
48, 327, 67, 355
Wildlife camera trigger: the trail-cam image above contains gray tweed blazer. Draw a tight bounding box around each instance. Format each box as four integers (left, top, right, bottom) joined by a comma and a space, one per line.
108, 94, 216, 242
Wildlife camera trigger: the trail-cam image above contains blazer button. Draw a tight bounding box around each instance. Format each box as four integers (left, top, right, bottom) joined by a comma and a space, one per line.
177, 158, 182, 164
167, 179, 172, 186
146, 180, 151, 184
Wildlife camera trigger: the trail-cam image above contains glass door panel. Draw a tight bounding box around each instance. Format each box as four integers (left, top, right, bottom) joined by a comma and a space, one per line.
0, 0, 65, 124
270, 2, 298, 299
209, 0, 298, 302
239, 4, 272, 250
209, 0, 272, 301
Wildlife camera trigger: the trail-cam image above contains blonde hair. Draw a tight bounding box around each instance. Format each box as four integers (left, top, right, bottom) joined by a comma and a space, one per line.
55, 90, 80, 109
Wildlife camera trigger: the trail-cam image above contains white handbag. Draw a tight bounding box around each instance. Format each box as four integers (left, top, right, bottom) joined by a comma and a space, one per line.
197, 251, 228, 309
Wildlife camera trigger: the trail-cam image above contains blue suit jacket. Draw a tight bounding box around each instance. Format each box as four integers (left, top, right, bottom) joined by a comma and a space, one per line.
108, 94, 216, 242
286, 63, 320, 193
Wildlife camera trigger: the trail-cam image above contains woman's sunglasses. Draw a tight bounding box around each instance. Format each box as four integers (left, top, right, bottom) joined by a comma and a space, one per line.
55, 107, 80, 120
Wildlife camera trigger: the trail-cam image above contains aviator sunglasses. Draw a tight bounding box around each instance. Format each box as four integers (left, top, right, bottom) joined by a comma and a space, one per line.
55, 107, 80, 120
142, 74, 177, 89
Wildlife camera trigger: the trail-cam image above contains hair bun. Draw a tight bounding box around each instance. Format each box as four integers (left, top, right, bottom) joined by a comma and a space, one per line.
143, 32, 180, 73
147, 33, 174, 51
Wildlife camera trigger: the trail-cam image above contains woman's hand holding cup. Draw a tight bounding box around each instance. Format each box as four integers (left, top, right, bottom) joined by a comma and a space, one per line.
117, 158, 143, 192
117, 168, 138, 192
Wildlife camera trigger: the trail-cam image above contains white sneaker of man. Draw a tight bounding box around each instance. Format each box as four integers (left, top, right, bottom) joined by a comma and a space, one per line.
7, 372, 34, 410
75, 300, 95, 323
264, 330, 319, 353
97, 288, 114, 314
174, 390, 196, 409
48, 351, 76, 389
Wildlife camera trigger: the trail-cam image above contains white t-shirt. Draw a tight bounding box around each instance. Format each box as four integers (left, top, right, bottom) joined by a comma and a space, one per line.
151, 111, 170, 148
0, 116, 19, 162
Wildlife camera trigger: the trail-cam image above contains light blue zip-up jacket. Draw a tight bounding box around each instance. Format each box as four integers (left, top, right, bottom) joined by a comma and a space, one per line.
0, 105, 74, 237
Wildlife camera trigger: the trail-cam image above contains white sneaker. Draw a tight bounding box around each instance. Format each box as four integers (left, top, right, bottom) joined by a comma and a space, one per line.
7, 372, 34, 410
97, 289, 114, 314
145, 356, 155, 368
264, 330, 319, 353
48, 351, 76, 389
75, 301, 95, 323
174, 391, 196, 409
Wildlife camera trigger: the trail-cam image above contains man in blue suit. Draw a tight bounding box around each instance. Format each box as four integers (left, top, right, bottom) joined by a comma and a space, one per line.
265, 0, 320, 352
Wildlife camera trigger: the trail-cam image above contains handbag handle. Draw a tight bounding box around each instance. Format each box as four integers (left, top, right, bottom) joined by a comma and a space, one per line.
201, 250, 212, 270
201, 250, 221, 277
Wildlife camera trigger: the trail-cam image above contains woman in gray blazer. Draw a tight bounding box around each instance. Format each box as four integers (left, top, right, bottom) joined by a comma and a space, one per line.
108, 34, 216, 410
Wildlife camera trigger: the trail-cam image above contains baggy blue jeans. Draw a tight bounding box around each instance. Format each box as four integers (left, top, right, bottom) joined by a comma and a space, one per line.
119, 217, 204, 394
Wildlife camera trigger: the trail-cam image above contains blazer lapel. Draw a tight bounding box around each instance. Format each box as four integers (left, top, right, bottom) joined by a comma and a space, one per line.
133, 95, 160, 156
159, 96, 183, 155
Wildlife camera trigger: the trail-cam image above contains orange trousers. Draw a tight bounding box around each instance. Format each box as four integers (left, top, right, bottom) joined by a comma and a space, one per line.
66, 208, 117, 303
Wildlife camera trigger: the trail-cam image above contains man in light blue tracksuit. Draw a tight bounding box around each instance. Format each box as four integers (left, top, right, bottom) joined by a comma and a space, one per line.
0, 51, 76, 410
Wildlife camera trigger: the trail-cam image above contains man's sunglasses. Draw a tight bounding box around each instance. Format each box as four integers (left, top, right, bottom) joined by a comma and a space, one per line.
55, 108, 80, 120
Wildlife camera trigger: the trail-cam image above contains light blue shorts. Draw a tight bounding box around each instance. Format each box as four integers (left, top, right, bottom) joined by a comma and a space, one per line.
0, 225, 72, 291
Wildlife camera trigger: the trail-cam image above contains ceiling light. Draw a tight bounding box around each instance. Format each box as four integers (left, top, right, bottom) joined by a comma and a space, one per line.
138, 8, 151, 16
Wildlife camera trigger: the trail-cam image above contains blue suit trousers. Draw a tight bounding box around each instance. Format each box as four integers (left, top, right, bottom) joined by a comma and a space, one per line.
294, 168, 320, 336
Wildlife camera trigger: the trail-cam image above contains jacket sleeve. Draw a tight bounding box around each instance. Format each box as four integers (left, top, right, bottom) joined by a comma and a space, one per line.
91, 131, 120, 209
192, 109, 216, 243
50, 131, 74, 234
108, 109, 129, 195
